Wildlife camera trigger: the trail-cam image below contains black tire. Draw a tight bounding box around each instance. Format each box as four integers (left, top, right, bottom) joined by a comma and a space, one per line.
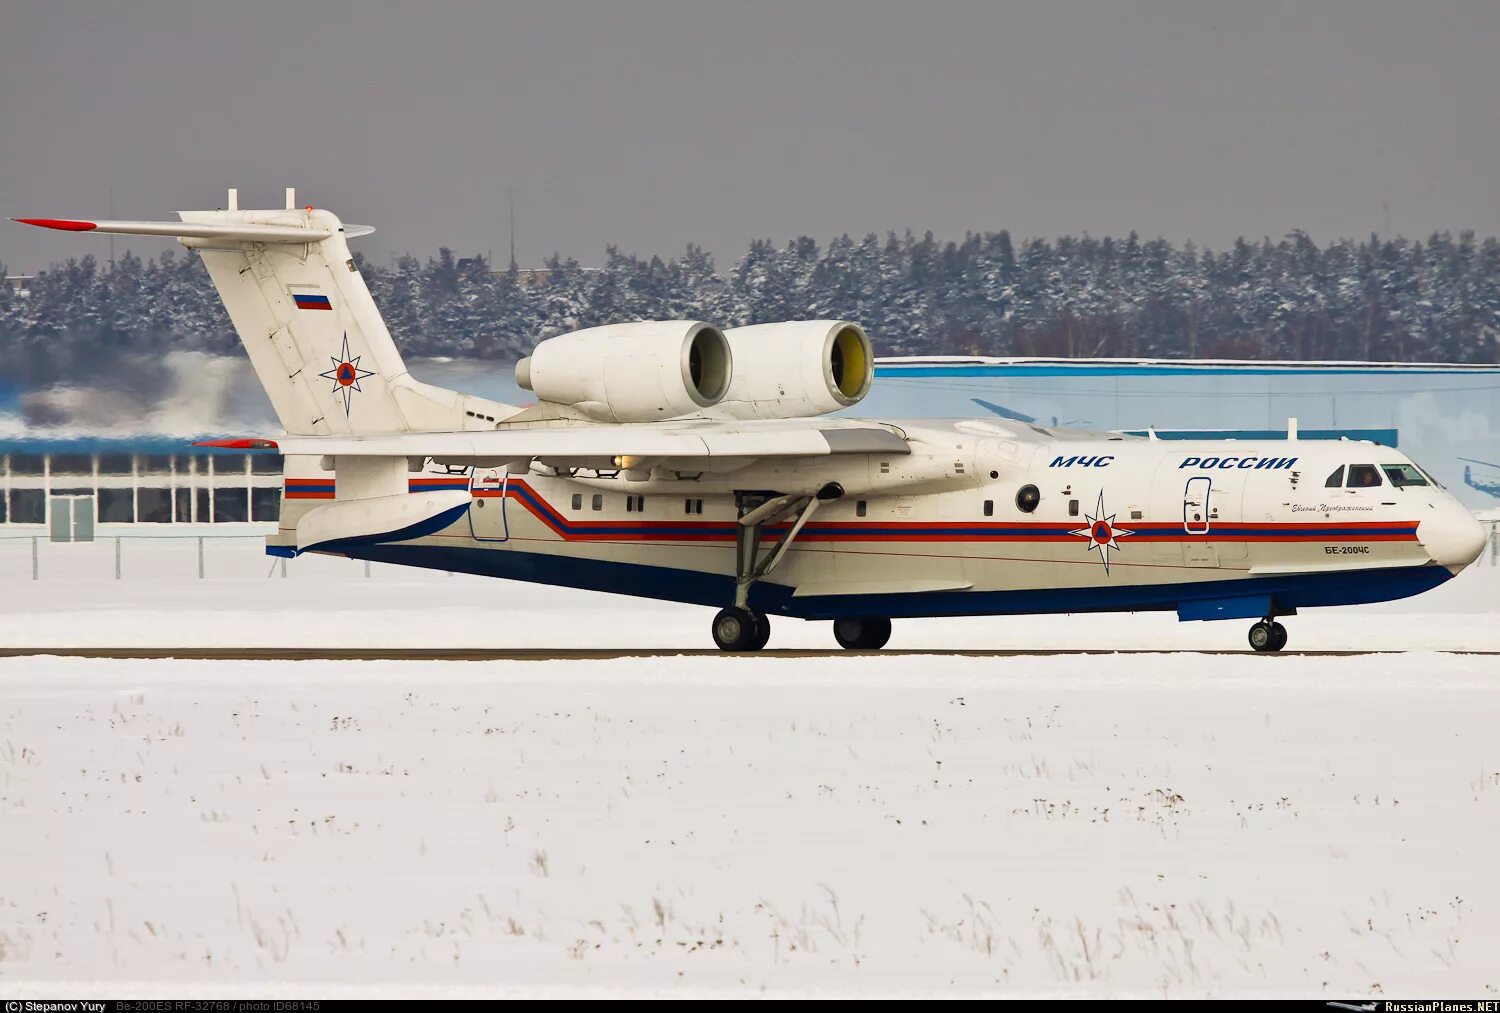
833, 617, 892, 651
1248, 620, 1275, 652
712, 607, 761, 651
1268, 621, 1288, 652
750, 612, 772, 651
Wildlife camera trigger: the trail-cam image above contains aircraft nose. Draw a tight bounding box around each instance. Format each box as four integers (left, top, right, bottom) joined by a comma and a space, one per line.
1419, 502, 1488, 572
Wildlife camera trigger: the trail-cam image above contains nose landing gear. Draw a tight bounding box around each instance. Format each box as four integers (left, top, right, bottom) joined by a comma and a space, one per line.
1248, 619, 1288, 653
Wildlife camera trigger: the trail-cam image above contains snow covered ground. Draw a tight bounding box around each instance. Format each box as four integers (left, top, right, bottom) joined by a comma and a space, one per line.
3, 653, 1499, 997
1, 541, 1498, 996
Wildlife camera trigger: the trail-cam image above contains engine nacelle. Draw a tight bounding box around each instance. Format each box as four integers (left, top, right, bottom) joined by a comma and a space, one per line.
715, 321, 873, 419
515, 320, 732, 423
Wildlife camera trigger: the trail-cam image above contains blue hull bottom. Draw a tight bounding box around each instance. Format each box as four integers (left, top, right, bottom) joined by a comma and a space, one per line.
322, 542, 1454, 621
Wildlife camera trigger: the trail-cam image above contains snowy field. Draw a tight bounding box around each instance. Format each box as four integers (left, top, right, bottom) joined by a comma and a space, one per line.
1, 539, 1498, 996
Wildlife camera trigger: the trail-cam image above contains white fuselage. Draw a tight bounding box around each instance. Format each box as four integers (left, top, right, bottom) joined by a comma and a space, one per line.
275, 418, 1485, 622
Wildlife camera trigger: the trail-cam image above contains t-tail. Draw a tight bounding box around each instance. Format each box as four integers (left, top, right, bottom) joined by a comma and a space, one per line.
15, 188, 517, 435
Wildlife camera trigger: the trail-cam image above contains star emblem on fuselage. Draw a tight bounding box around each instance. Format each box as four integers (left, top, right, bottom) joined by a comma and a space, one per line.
318, 333, 376, 416
1070, 490, 1133, 574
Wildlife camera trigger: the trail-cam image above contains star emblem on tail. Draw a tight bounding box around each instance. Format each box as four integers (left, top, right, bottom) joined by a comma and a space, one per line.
1070, 490, 1133, 573
318, 333, 376, 416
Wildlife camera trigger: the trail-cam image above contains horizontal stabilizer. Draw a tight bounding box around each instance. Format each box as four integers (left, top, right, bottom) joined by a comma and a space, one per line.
13, 217, 360, 244
296, 490, 470, 554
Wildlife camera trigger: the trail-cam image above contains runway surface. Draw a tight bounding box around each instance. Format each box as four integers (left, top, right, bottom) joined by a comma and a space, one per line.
2, 646, 1498, 661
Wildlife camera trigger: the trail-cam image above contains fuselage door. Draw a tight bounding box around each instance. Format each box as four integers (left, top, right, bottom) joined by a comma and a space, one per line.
469, 466, 510, 542
1183, 476, 1212, 535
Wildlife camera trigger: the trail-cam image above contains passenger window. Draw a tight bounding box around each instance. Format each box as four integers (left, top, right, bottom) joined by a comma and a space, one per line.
591, 495, 603, 511
1324, 466, 1344, 488
1346, 464, 1383, 488
571, 494, 582, 510
982, 500, 993, 517
856, 500, 867, 517
1381, 464, 1429, 488
1068, 498, 1079, 517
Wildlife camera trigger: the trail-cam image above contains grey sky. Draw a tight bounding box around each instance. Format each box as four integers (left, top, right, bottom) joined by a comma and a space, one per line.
3, 1, 1498, 273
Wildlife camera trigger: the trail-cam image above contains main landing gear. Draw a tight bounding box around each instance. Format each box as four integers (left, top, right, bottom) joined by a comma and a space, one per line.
1248, 618, 1288, 653
711, 484, 849, 653
712, 606, 772, 651
832, 617, 892, 651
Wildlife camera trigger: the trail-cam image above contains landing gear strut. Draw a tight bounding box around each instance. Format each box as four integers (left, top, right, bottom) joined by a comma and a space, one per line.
1248, 618, 1288, 653
709, 484, 843, 652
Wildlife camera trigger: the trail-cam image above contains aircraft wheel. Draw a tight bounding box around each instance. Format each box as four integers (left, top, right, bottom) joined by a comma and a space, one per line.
712, 607, 762, 652
833, 617, 892, 651
1269, 621, 1288, 652
1248, 620, 1285, 653
751, 612, 772, 651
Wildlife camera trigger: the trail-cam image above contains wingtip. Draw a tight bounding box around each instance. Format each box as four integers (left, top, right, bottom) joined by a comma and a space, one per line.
14, 217, 98, 232
191, 438, 280, 450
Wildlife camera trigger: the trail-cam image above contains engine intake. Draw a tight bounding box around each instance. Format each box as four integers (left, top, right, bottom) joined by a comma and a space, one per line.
716, 320, 873, 419
516, 320, 732, 423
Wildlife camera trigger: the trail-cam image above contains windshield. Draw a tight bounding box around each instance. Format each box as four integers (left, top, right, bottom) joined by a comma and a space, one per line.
1382, 464, 1429, 488
1346, 464, 1383, 488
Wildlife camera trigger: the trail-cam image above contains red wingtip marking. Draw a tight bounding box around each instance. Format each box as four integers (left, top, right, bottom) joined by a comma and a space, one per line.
192, 438, 280, 450
14, 218, 99, 232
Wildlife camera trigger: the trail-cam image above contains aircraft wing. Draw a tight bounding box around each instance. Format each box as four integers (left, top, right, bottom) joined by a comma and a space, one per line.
212, 418, 911, 462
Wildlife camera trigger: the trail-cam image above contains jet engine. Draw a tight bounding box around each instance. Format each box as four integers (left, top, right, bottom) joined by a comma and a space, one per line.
515, 320, 732, 423
714, 320, 873, 419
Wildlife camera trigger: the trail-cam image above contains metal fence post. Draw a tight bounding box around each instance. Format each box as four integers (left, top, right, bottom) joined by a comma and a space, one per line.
280, 557, 287, 578
364, 560, 371, 578
198, 536, 205, 579
115, 536, 122, 579
32, 536, 39, 580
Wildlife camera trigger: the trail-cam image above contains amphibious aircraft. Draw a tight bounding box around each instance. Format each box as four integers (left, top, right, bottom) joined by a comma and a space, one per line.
15, 194, 1487, 651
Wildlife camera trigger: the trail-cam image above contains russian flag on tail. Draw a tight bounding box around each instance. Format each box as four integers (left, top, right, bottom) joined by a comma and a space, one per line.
290, 288, 332, 311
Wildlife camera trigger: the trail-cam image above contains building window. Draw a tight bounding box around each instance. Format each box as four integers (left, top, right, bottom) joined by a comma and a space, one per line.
571, 493, 583, 510
251, 487, 281, 521
98, 488, 135, 523
137, 455, 176, 475
250, 454, 284, 476
10, 489, 45, 524
50, 454, 92, 476
591, 494, 603, 511
983, 500, 994, 517
98, 453, 133, 475
195, 487, 211, 523
213, 454, 249, 478
138, 487, 172, 523
174, 488, 192, 523
856, 500, 867, 517
0, 493, 6, 523
10, 454, 44, 476
213, 488, 249, 522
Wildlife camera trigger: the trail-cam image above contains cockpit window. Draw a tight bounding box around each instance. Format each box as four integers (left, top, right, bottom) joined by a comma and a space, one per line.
1324, 466, 1345, 488
1381, 464, 1429, 488
1346, 464, 1383, 488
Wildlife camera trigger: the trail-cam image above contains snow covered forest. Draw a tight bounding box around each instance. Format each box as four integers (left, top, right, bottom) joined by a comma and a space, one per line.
4, 228, 1500, 381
